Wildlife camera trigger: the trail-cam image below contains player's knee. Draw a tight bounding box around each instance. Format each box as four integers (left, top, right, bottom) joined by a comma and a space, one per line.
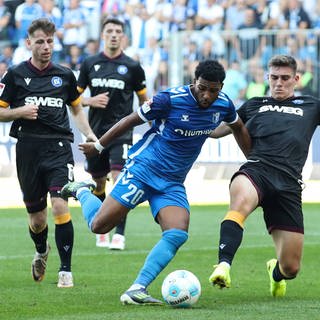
163, 228, 188, 249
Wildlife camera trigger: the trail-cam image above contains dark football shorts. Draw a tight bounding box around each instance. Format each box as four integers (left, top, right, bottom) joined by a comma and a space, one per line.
231, 161, 304, 234
16, 139, 74, 213
85, 138, 131, 179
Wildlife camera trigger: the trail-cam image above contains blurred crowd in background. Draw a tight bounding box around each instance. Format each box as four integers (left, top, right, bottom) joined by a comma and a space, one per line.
0, 0, 320, 106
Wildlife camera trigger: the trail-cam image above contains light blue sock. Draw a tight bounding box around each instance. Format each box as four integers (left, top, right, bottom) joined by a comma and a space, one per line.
77, 189, 102, 230
133, 228, 188, 288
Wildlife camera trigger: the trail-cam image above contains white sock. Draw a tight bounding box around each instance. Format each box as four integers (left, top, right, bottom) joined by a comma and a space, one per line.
128, 283, 145, 291
220, 261, 231, 269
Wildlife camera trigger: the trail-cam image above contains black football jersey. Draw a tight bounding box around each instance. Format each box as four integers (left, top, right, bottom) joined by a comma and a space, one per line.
238, 95, 320, 179
77, 52, 146, 138
0, 60, 81, 141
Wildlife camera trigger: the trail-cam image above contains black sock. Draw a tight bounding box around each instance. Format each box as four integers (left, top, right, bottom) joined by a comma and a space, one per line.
55, 221, 74, 272
273, 261, 284, 281
29, 225, 48, 254
273, 261, 296, 281
218, 220, 243, 265
115, 216, 127, 235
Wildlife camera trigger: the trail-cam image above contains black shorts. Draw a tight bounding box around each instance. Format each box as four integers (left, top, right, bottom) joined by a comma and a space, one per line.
16, 139, 74, 213
231, 161, 304, 234
85, 138, 131, 179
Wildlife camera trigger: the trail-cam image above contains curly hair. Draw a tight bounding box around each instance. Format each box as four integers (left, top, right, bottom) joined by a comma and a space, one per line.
194, 60, 226, 83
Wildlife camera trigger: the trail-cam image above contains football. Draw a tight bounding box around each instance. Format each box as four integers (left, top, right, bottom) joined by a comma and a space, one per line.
161, 269, 201, 307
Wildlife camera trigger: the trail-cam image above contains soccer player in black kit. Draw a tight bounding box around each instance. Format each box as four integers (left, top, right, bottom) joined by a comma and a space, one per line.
77, 17, 147, 250
0, 18, 95, 287
209, 55, 320, 297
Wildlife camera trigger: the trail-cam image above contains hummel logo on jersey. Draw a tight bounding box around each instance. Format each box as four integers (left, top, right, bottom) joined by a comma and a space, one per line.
181, 115, 189, 121
175, 128, 213, 137
259, 104, 303, 116
24, 78, 31, 85
170, 87, 186, 94
94, 64, 100, 72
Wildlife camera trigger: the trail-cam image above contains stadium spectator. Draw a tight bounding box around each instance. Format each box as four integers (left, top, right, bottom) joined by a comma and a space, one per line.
0, 0, 12, 50
76, 18, 148, 250
282, 0, 312, 48
195, 0, 224, 32
140, 36, 161, 97
61, 59, 251, 305
62, 0, 87, 55
11, 37, 31, 65
65, 43, 84, 72
234, 6, 264, 62
210, 54, 320, 297
182, 39, 199, 83
80, 0, 102, 41
222, 60, 248, 108
0, 60, 7, 79
245, 65, 268, 99
0, 44, 13, 66
0, 18, 95, 288
39, 0, 64, 63
14, 0, 42, 46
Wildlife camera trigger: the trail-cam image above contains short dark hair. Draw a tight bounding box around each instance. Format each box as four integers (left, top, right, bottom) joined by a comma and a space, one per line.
268, 55, 297, 74
101, 17, 124, 31
28, 18, 56, 37
194, 60, 225, 83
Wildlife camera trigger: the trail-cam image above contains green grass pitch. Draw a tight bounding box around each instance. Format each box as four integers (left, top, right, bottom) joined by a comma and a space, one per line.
0, 203, 319, 320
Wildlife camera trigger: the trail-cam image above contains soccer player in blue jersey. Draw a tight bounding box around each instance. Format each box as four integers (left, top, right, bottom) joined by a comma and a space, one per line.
61, 59, 251, 305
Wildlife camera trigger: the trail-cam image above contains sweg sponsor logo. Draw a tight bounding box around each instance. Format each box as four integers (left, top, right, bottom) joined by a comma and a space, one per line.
91, 78, 125, 89
259, 105, 303, 116
25, 96, 63, 108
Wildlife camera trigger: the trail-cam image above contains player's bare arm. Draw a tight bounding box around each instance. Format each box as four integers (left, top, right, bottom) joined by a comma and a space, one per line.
69, 103, 96, 141
0, 104, 38, 121
81, 92, 110, 109
210, 122, 232, 138
79, 111, 144, 157
228, 118, 251, 158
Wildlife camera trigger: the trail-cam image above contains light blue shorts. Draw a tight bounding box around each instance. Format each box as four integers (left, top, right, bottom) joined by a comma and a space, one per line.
110, 167, 190, 220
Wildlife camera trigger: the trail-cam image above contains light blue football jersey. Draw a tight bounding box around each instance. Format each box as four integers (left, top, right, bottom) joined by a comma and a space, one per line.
127, 85, 238, 184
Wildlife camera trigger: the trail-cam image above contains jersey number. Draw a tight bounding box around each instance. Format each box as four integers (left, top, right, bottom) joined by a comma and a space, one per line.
121, 183, 144, 205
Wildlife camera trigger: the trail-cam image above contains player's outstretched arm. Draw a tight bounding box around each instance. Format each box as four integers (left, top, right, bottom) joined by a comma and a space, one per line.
79, 111, 144, 158
69, 103, 96, 141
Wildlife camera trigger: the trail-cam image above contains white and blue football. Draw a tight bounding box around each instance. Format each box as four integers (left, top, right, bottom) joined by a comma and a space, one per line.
161, 270, 201, 307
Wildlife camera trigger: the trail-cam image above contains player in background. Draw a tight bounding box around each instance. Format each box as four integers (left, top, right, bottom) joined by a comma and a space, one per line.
61, 59, 251, 305
0, 18, 95, 288
77, 17, 147, 250
209, 55, 320, 297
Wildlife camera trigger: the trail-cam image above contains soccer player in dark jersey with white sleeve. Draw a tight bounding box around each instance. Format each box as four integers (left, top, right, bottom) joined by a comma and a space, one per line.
61, 59, 251, 305
77, 18, 148, 250
0, 18, 95, 288
209, 55, 320, 297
